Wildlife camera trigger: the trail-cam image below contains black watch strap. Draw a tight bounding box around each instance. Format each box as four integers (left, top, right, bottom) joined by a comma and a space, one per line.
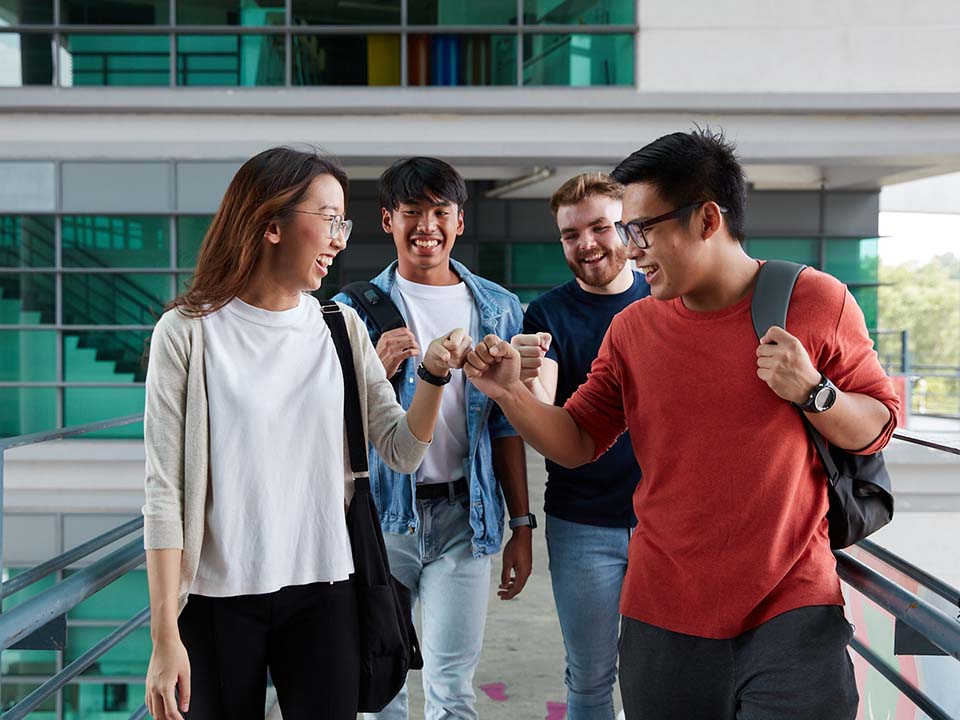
417, 362, 452, 386
509, 513, 537, 530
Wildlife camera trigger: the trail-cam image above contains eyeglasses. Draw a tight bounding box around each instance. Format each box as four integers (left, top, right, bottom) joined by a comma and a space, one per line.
614, 201, 728, 250
292, 211, 353, 242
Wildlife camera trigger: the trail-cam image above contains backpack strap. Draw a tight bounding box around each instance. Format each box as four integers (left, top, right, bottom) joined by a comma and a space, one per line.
341, 281, 406, 335
319, 300, 370, 487
750, 261, 841, 485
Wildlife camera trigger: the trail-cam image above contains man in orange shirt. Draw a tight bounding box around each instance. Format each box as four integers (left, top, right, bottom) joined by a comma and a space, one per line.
464, 129, 899, 719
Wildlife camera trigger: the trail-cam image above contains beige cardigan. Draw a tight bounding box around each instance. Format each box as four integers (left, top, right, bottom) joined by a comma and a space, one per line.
142, 300, 429, 613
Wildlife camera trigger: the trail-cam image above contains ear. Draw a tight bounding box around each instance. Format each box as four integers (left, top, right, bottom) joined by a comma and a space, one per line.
263, 220, 281, 246
381, 207, 393, 235
700, 201, 725, 242
455, 207, 465, 237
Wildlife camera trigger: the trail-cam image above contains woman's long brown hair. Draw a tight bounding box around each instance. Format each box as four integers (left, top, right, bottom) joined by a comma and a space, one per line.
170, 146, 348, 317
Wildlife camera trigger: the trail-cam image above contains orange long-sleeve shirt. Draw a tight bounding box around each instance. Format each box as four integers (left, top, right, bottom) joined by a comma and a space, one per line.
564, 266, 899, 638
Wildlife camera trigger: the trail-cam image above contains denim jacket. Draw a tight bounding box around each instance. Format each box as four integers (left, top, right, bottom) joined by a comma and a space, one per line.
332, 259, 524, 557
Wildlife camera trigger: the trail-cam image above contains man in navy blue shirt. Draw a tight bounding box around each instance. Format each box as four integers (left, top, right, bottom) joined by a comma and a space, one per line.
512, 173, 649, 720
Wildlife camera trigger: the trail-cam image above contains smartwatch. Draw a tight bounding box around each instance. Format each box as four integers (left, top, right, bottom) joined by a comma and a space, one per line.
509, 513, 538, 530
794, 374, 838, 413
417, 362, 452, 386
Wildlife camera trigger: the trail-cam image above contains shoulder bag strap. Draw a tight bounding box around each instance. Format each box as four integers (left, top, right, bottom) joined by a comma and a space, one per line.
751, 261, 841, 485
319, 300, 370, 487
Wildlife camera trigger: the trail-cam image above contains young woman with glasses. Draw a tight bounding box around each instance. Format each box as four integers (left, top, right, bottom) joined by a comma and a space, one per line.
142, 147, 471, 720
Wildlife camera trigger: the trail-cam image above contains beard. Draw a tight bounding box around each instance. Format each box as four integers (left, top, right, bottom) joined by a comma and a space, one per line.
565, 244, 629, 288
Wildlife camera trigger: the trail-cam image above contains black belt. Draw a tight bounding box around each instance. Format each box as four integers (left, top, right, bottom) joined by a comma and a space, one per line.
415, 477, 468, 501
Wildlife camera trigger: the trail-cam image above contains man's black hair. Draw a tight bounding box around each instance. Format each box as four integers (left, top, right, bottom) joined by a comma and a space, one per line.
611, 128, 747, 242
378, 156, 468, 212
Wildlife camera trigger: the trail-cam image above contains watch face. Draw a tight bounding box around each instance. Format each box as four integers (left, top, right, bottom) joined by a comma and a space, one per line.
814, 386, 836, 411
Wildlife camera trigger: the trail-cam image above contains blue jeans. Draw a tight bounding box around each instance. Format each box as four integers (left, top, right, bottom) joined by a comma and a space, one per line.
365, 492, 492, 720
546, 514, 631, 720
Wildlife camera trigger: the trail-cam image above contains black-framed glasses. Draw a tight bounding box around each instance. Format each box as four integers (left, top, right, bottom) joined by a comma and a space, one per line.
614, 201, 728, 250
292, 211, 353, 241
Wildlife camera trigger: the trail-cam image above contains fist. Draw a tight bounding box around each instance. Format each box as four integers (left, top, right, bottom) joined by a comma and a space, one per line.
464, 334, 521, 400
756, 326, 821, 404
376, 328, 420, 378
422, 328, 472, 377
510, 332, 552, 382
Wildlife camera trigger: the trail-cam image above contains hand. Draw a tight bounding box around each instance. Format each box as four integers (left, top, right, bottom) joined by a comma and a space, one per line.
756, 326, 821, 404
510, 332, 552, 383
422, 328, 473, 377
146, 635, 191, 720
376, 328, 420, 377
498, 527, 532, 600
463, 334, 522, 400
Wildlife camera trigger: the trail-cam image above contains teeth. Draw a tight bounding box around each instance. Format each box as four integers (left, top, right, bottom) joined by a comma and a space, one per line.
582, 253, 605, 263
640, 265, 657, 274
414, 239, 440, 248
316, 255, 333, 268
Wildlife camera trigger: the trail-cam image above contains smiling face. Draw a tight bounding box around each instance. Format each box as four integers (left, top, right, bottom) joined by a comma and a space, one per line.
556, 194, 629, 289
266, 173, 347, 293
621, 181, 710, 302
383, 196, 464, 284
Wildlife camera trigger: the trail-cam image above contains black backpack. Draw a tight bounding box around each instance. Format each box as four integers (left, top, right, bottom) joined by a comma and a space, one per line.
319, 300, 423, 711
751, 260, 894, 549
340, 281, 407, 399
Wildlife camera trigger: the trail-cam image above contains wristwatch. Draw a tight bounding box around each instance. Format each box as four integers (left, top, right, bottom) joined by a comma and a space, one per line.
509, 513, 538, 530
417, 362, 452, 386
795, 374, 838, 413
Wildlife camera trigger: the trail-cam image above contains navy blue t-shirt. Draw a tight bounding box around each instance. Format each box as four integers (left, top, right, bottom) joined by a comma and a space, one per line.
523, 272, 650, 528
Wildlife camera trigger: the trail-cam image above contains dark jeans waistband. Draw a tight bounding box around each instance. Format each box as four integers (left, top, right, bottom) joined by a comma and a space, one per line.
415, 477, 468, 501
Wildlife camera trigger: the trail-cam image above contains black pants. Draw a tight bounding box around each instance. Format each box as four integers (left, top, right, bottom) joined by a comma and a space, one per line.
619, 605, 859, 720
178, 578, 359, 720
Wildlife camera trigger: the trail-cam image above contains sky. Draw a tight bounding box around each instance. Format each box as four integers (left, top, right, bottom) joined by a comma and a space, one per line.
878, 212, 960, 266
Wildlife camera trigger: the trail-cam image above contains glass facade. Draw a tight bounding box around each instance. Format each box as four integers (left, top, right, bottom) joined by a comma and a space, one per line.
0, 0, 638, 87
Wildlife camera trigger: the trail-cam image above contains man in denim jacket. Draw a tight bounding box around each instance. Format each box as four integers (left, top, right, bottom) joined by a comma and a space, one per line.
333, 157, 532, 720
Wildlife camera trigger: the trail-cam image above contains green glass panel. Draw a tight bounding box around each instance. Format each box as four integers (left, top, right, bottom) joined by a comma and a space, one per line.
62, 216, 170, 268
64, 682, 147, 718
2, 568, 57, 611
0, 216, 56, 268
0, 0, 54, 24
68, 569, 148, 620
64, 330, 151, 382
407, 34, 516, 86
64, 386, 145, 438
409, 0, 517, 24
64, 626, 151, 676
515, 288, 547, 304
292, 0, 400, 25
0, 683, 56, 715
850, 286, 878, 332
178, 272, 193, 294
512, 243, 569, 286
477, 243, 507, 286
62, 273, 170, 325
63, 0, 169, 24
294, 34, 402, 86
177, 0, 284, 26
523, 33, 633, 86
745, 238, 819, 267
0, 272, 55, 324
176, 216, 212, 267
524, 0, 635, 24
0, 330, 57, 381
0, 388, 57, 437
177, 34, 285, 86
0, 33, 54, 86
63, 34, 170, 86
824, 237, 879, 285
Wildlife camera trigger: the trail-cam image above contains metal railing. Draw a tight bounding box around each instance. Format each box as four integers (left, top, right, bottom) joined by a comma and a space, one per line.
1, 416, 958, 718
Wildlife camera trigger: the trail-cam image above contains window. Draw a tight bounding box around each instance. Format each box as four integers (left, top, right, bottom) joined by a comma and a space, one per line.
178, 34, 285, 86
61, 34, 170, 86
0, 33, 54, 86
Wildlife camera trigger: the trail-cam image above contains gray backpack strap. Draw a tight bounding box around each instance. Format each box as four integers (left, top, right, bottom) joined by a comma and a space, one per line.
751, 260, 806, 341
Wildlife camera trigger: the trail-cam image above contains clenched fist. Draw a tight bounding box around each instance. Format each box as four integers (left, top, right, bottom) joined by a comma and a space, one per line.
756, 326, 821, 404
510, 332, 552, 383
422, 328, 473, 378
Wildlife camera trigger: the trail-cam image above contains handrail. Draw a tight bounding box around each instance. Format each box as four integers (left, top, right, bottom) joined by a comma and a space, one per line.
0, 538, 144, 651
1, 607, 151, 720
2, 517, 144, 599
892, 432, 960, 456
835, 551, 960, 660
128, 706, 150, 720
857, 539, 960, 610
849, 637, 954, 720
0, 414, 144, 450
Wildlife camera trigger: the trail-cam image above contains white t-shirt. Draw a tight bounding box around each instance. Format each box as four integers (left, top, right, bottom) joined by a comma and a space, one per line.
193, 294, 353, 597
393, 274, 476, 485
